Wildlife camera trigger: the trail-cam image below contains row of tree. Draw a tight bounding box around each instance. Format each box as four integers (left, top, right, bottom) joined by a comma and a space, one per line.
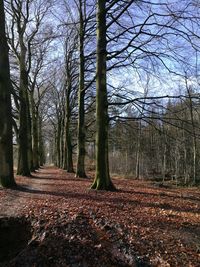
0, 0, 200, 190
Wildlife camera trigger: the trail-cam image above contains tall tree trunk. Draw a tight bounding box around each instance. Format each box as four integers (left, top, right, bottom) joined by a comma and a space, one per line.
54, 133, 58, 166
0, 0, 16, 187
63, 126, 68, 169
27, 94, 34, 171
38, 116, 45, 166
76, 0, 87, 178
60, 116, 65, 168
17, 70, 31, 175
17, 31, 32, 175
56, 119, 62, 167
30, 92, 40, 169
188, 91, 197, 184
91, 0, 115, 190
162, 134, 167, 183
67, 132, 74, 172
63, 117, 74, 173
183, 137, 189, 184
135, 120, 141, 179
63, 81, 74, 173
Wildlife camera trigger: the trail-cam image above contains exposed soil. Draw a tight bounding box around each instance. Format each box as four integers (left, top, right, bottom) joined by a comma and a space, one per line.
0, 166, 200, 266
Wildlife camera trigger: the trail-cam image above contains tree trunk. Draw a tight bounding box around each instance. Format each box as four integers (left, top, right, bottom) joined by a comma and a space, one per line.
63, 79, 74, 173
186, 82, 198, 184
76, 0, 87, 178
0, 0, 16, 187
135, 120, 141, 179
38, 116, 45, 166
63, 116, 74, 173
17, 30, 32, 175
56, 120, 62, 167
17, 70, 31, 175
30, 92, 40, 169
62, 126, 68, 169
67, 132, 74, 172
27, 94, 34, 171
60, 116, 65, 168
162, 140, 167, 183
91, 0, 115, 190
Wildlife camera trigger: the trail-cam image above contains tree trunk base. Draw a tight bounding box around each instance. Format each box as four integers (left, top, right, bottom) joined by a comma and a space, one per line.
66, 168, 75, 173
0, 176, 16, 188
16, 171, 32, 177
90, 179, 117, 191
75, 171, 87, 178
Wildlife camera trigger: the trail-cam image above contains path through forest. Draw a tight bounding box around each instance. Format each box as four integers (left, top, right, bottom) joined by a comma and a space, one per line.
0, 166, 200, 267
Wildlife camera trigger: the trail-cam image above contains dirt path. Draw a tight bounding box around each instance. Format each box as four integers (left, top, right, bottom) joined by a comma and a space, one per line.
0, 166, 200, 266
0, 167, 60, 218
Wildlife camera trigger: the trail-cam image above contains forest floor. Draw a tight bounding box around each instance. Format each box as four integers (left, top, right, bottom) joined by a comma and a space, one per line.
0, 166, 200, 267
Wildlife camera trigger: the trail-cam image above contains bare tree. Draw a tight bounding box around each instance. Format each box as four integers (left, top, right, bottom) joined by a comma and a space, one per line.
0, 0, 16, 187
91, 0, 116, 190
7, 0, 52, 175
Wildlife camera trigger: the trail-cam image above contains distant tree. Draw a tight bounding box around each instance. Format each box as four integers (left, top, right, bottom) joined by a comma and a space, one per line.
61, 0, 96, 177
0, 0, 16, 187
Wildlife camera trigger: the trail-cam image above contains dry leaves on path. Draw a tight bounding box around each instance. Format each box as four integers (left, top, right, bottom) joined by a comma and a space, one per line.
0, 166, 200, 267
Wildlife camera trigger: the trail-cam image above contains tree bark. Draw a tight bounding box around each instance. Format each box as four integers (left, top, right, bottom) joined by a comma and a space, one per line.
16, 23, 32, 175
135, 120, 141, 179
0, 0, 16, 187
60, 116, 65, 168
38, 116, 45, 166
187, 88, 197, 184
56, 120, 62, 167
91, 0, 115, 190
30, 92, 40, 169
63, 79, 74, 173
17, 68, 32, 175
76, 0, 87, 178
